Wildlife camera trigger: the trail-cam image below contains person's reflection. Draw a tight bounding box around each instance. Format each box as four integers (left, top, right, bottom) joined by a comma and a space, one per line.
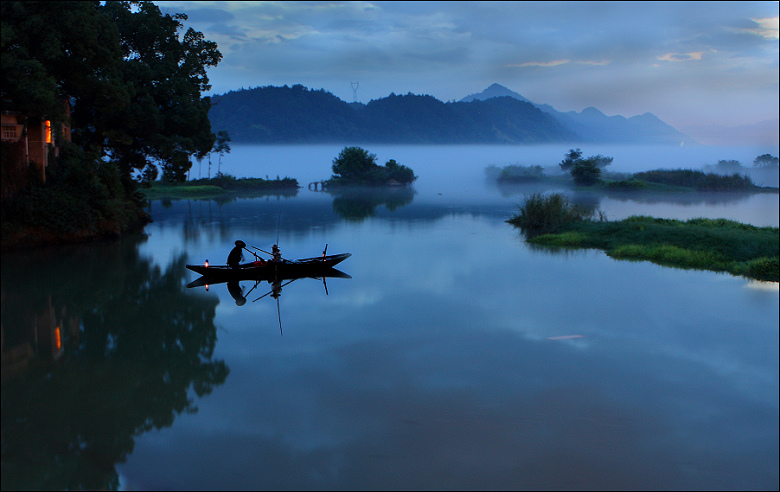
270, 278, 282, 299
227, 280, 247, 306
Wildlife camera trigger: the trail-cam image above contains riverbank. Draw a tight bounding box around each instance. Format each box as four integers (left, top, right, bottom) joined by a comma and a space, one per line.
518, 215, 779, 282
141, 175, 299, 200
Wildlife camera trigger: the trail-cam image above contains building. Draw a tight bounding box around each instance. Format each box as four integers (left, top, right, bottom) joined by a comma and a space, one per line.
1, 102, 71, 199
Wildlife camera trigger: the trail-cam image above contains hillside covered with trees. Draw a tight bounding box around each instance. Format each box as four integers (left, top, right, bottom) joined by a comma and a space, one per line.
208, 83, 693, 145
208, 85, 577, 144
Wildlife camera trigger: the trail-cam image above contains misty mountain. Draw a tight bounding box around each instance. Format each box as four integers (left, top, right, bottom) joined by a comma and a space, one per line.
463, 84, 695, 145
208, 83, 692, 145
459, 83, 532, 104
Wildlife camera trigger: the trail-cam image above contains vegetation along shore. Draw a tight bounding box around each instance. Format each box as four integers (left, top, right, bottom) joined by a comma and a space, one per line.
490, 150, 779, 192
508, 192, 779, 282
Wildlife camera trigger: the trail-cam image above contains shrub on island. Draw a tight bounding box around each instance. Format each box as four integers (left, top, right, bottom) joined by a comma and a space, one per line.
330, 146, 416, 186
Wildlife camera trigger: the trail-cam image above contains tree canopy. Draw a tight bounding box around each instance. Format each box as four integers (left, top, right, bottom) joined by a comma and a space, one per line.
753, 154, 779, 168
558, 148, 611, 186
330, 146, 416, 185
1, 0, 222, 182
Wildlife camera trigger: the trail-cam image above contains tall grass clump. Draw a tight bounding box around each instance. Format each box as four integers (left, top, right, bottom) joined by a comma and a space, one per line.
507, 192, 596, 234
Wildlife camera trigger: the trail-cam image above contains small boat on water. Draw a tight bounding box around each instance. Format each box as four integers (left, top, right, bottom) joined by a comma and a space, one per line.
186, 252, 352, 281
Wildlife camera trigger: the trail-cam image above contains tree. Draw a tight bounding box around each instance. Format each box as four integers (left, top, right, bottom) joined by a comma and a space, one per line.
161, 151, 191, 182
753, 154, 779, 168
558, 149, 609, 185
213, 131, 231, 175
330, 147, 416, 185
716, 159, 742, 171
591, 154, 613, 168
559, 148, 583, 172
1, 1, 222, 184
332, 146, 378, 181
570, 157, 602, 186
384, 159, 416, 184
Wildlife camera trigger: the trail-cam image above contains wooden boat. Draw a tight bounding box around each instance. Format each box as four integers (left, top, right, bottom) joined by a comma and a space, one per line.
186, 252, 351, 280
186, 267, 351, 289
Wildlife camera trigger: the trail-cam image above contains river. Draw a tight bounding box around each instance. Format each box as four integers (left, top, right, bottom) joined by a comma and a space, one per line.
2, 144, 778, 490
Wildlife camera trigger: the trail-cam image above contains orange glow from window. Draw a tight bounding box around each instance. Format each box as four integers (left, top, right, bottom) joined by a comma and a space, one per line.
45, 120, 52, 144
55, 326, 62, 350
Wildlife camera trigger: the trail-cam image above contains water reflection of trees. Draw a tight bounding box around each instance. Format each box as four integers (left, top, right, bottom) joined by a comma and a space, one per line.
329, 186, 415, 221
1, 234, 226, 490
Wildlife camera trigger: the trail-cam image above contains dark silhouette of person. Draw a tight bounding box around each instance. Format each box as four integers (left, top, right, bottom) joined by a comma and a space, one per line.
271, 244, 281, 262
228, 240, 246, 269
227, 280, 246, 306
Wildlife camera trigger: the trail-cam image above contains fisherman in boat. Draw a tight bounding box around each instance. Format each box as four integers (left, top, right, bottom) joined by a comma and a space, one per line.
228, 240, 246, 269
271, 244, 282, 262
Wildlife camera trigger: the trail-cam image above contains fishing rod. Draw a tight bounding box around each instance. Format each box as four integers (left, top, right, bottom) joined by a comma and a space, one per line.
250, 245, 297, 263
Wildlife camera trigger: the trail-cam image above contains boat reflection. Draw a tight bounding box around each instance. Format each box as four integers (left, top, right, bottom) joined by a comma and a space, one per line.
186, 266, 352, 299
187, 267, 352, 335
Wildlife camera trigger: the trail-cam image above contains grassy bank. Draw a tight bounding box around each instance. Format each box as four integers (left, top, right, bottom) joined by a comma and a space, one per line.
142, 175, 299, 199
508, 193, 779, 282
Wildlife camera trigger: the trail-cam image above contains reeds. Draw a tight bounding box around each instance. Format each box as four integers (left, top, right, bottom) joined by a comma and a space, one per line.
507, 192, 595, 234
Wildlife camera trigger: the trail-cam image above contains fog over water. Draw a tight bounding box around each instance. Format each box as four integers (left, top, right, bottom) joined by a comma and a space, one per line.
200, 144, 780, 193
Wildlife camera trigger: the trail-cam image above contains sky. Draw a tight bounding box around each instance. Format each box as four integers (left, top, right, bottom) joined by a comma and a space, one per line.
155, 1, 779, 142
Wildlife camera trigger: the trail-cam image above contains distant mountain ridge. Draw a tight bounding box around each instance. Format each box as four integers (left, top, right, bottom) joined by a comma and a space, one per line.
208, 83, 694, 145
462, 84, 695, 145
460, 83, 532, 104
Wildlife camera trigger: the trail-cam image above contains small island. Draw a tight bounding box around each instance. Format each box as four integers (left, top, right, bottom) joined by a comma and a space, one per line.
325, 146, 417, 187
507, 192, 779, 282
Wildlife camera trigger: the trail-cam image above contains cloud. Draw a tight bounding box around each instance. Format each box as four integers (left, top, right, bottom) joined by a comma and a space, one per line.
507, 58, 611, 69
575, 59, 611, 66
743, 16, 779, 40
507, 59, 571, 68
656, 52, 704, 62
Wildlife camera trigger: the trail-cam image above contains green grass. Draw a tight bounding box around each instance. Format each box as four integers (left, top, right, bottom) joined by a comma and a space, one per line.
142, 175, 299, 199
526, 215, 779, 282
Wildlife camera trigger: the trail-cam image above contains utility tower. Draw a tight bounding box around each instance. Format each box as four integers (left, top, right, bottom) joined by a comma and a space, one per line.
351, 81, 359, 103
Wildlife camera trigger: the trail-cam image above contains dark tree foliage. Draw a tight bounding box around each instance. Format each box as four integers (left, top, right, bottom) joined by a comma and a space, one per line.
559, 148, 583, 171
330, 146, 417, 185
570, 157, 602, 186
331, 146, 378, 181
1, 1, 222, 182
753, 154, 779, 168
716, 159, 742, 171
558, 149, 609, 185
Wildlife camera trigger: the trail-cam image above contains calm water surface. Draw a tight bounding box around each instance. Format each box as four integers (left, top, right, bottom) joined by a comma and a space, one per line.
2, 145, 778, 490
